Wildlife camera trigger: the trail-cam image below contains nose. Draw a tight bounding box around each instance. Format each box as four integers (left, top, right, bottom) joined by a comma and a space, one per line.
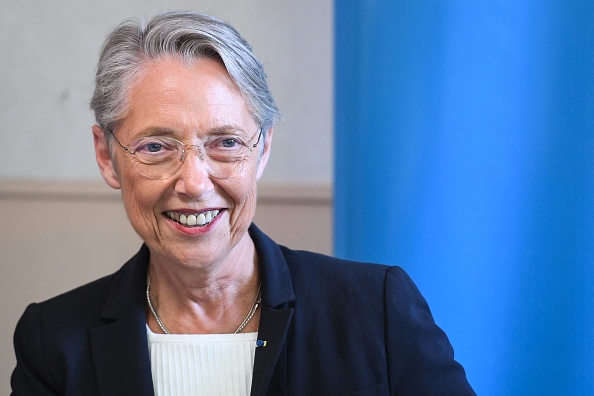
174, 145, 215, 199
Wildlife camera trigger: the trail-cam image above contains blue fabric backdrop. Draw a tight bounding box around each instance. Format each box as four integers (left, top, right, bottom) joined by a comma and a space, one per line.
334, 1, 594, 394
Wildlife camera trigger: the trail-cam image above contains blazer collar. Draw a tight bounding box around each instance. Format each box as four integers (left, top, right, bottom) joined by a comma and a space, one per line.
98, 244, 150, 320
249, 223, 296, 307
90, 245, 154, 395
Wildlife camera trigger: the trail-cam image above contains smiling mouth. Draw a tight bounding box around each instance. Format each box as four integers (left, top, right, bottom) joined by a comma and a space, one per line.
165, 209, 221, 227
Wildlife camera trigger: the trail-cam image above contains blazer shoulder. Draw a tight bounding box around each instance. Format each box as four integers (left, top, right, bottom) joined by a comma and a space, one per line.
280, 245, 405, 280
38, 273, 115, 314
23, 245, 147, 331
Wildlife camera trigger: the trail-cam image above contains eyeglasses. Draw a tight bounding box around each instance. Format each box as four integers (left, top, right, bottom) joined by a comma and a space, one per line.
107, 127, 262, 180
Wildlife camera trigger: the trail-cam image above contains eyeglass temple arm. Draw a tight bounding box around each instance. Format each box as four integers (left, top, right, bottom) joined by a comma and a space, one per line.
105, 127, 133, 154
251, 129, 263, 148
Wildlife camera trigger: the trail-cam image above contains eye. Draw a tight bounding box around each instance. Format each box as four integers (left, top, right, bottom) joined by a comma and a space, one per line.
133, 138, 176, 153
130, 137, 180, 163
208, 136, 246, 151
145, 142, 163, 153
221, 138, 241, 148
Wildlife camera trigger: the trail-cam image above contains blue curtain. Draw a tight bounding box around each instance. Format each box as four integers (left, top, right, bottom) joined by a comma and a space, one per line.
334, 1, 594, 394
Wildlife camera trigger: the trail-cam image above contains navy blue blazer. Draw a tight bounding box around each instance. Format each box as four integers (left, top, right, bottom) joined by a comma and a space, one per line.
11, 224, 474, 395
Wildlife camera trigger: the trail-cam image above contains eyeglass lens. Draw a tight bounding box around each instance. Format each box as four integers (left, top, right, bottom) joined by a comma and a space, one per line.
126, 132, 261, 180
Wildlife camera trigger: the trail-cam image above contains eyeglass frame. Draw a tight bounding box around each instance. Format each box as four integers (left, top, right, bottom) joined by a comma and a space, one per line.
105, 126, 263, 180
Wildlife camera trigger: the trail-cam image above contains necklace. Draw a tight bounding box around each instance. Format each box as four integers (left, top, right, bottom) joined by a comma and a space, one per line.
146, 273, 262, 334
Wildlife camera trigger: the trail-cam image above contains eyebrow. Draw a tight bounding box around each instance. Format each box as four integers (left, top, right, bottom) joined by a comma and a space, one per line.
207, 124, 248, 136
130, 127, 177, 140
131, 124, 251, 141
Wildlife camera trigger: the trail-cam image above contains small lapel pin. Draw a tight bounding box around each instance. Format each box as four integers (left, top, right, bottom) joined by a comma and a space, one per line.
256, 339, 267, 348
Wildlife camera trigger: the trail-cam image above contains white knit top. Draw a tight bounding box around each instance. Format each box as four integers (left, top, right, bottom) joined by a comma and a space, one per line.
147, 325, 258, 396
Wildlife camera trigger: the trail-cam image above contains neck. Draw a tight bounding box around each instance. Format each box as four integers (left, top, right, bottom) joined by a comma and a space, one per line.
147, 274, 261, 334
146, 234, 261, 334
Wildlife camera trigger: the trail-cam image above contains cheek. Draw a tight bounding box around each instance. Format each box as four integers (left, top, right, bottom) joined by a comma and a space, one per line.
227, 167, 259, 228
228, 184, 257, 238
119, 164, 162, 226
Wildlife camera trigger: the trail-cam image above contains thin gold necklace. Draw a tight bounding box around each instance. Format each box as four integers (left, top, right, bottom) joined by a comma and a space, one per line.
146, 273, 261, 334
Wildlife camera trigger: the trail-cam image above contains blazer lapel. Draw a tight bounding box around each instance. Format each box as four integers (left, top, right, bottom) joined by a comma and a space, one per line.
249, 224, 297, 396
250, 305, 294, 396
90, 313, 154, 395
89, 245, 154, 396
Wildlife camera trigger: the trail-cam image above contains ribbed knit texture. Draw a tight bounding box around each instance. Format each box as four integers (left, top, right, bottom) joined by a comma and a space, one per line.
147, 325, 257, 396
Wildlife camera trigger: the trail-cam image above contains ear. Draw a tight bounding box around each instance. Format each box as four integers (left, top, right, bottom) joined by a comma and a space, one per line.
256, 127, 273, 180
92, 125, 121, 189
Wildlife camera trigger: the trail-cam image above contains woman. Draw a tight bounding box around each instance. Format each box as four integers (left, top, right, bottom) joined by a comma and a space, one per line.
11, 11, 475, 396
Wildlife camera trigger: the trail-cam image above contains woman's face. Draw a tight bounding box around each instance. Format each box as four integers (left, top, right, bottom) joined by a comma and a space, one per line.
93, 56, 272, 270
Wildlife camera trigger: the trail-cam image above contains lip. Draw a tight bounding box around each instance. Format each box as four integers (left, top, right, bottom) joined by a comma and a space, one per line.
164, 208, 224, 235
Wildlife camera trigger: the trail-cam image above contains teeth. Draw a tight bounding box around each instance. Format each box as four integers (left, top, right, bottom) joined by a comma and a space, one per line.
167, 210, 220, 227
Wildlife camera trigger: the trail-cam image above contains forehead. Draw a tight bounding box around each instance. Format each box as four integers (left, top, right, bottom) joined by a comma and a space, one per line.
120, 56, 256, 138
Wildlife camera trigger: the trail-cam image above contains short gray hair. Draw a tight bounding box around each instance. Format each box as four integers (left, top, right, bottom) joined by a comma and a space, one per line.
90, 11, 280, 136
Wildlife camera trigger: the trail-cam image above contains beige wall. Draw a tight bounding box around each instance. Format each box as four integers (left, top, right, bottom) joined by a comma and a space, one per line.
0, 181, 332, 392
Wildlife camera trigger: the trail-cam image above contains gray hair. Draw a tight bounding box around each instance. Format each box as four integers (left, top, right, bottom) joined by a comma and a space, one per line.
90, 11, 280, 137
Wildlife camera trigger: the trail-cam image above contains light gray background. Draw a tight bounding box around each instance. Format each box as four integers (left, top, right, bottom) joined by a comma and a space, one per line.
0, 0, 333, 185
